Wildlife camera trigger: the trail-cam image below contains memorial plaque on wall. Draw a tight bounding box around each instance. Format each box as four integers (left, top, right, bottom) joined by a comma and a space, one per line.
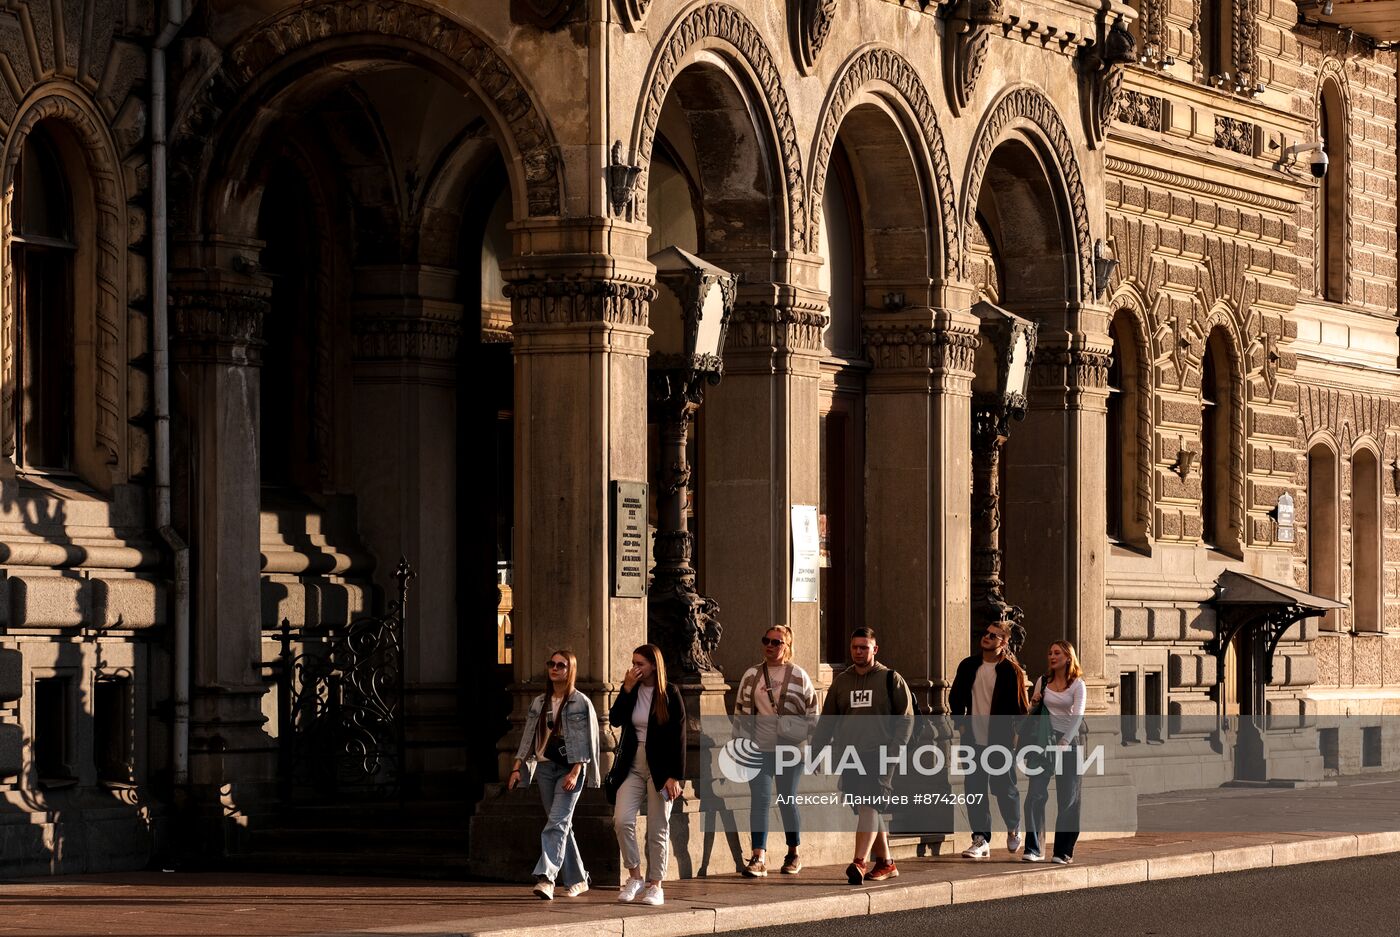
613, 481, 648, 597
791, 504, 820, 603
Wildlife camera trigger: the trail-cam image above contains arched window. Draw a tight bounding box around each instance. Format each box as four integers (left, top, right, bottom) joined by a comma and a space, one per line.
1307, 442, 1340, 629
1318, 81, 1347, 302
1107, 310, 1145, 546
817, 142, 865, 665
1200, 329, 1236, 551
1350, 447, 1381, 632
11, 123, 76, 472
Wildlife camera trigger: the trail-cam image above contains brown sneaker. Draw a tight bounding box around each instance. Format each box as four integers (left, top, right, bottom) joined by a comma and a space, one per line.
742, 854, 767, 878
780, 854, 802, 875
845, 859, 868, 885
865, 858, 899, 881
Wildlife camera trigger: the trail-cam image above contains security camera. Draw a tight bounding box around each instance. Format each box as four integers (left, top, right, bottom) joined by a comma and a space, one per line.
1281, 140, 1328, 179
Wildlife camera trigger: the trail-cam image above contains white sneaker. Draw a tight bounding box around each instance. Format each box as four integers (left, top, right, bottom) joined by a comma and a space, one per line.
639, 883, 664, 906
1052, 855, 1073, 865
1007, 829, 1023, 853
533, 878, 554, 900
563, 881, 590, 897
1021, 851, 1044, 862
618, 877, 645, 902
962, 835, 990, 858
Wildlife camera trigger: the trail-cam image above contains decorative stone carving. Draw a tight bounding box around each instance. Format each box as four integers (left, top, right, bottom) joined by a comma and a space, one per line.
1030, 348, 1113, 391
1077, 17, 1136, 149
636, 4, 807, 250
1214, 115, 1254, 155
1140, 0, 1168, 65
506, 278, 655, 329
863, 320, 979, 373
514, 0, 583, 29
616, 0, 652, 32
351, 310, 463, 362
2, 91, 125, 468
173, 0, 563, 228
725, 301, 826, 353
962, 87, 1094, 302
1119, 90, 1164, 132
789, 0, 837, 76
809, 47, 960, 277
170, 287, 271, 357
939, 0, 999, 117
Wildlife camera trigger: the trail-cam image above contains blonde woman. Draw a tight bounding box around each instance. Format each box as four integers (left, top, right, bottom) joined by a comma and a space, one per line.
508, 649, 600, 899
1021, 640, 1086, 864
733, 625, 817, 877
607, 643, 686, 906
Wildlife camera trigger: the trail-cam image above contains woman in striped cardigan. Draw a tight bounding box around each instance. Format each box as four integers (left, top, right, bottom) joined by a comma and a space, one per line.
732, 624, 818, 877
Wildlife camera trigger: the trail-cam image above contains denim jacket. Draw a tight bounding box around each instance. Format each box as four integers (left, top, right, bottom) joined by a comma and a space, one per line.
513, 689, 602, 789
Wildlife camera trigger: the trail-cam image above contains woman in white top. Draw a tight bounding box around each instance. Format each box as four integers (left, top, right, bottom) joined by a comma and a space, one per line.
732, 625, 818, 877
1022, 640, 1086, 864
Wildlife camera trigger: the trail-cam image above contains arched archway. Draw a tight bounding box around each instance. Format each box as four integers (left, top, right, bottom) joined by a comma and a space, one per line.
962, 87, 1102, 674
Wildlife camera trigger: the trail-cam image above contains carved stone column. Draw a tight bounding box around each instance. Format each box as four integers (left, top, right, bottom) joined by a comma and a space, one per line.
348, 264, 464, 780
1000, 317, 1112, 710
698, 274, 825, 684
864, 286, 980, 714
467, 220, 654, 883
170, 256, 275, 809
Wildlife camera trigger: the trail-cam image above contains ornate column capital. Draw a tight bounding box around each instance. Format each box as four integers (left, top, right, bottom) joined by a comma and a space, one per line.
170, 271, 270, 366
350, 266, 464, 363
864, 308, 980, 379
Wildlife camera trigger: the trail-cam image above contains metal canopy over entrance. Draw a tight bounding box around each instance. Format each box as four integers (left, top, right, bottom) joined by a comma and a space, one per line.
1206, 571, 1344, 781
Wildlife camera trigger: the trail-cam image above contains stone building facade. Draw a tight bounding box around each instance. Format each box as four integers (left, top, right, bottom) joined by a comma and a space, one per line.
0, 0, 1394, 875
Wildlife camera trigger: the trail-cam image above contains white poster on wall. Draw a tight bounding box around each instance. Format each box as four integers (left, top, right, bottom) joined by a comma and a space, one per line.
791, 504, 820, 604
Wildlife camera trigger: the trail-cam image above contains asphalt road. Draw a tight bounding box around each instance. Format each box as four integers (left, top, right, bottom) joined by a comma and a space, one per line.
721, 853, 1400, 937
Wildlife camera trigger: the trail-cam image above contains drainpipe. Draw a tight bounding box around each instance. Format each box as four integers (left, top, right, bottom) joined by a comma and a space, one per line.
152, 0, 189, 788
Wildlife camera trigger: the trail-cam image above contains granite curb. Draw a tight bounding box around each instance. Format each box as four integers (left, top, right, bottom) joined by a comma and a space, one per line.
423, 834, 1400, 937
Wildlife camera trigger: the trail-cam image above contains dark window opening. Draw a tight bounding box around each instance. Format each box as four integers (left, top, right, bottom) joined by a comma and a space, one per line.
34, 676, 74, 782
1145, 670, 1164, 743
95, 678, 133, 784
1107, 338, 1124, 540
1319, 727, 1339, 772
1120, 671, 1139, 744
1362, 726, 1383, 768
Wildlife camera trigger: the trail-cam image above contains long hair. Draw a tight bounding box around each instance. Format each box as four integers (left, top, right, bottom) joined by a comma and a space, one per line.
1005, 651, 1030, 712
548, 648, 578, 698
1049, 640, 1083, 684
766, 625, 794, 664
634, 643, 670, 725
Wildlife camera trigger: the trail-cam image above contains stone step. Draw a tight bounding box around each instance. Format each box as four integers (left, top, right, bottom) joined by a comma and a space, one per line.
223, 849, 475, 880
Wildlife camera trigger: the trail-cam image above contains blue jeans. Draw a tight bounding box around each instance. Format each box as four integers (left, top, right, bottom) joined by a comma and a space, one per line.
964, 742, 1022, 841
749, 751, 801, 851
1024, 742, 1082, 858
533, 761, 587, 886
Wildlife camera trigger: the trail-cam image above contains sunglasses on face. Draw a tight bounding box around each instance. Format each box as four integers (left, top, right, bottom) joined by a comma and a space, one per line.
761, 637, 785, 647
546, 661, 569, 670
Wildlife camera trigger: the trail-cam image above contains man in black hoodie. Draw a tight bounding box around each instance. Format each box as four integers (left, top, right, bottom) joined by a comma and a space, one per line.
949, 621, 1029, 858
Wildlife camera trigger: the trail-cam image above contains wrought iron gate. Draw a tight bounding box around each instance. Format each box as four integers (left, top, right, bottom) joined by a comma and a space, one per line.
271, 558, 415, 801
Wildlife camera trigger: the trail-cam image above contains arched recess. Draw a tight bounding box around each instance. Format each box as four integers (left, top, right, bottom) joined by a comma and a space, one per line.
811, 90, 936, 666
1349, 442, 1382, 633
964, 88, 1092, 658
1, 86, 128, 492
1317, 68, 1349, 303
1306, 435, 1341, 629
169, 0, 561, 237
633, 2, 806, 252
1200, 320, 1244, 555
808, 46, 958, 278
1107, 298, 1153, 549
961, 86, 1093, 305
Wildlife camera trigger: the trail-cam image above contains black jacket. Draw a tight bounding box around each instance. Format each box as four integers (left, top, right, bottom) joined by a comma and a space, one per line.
949, 656, 1029, 746
608, 682, 687, 792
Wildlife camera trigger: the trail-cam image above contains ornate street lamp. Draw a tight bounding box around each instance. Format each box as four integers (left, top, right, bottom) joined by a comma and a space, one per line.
970, 300, 1038, 646
647, 246, 737, 677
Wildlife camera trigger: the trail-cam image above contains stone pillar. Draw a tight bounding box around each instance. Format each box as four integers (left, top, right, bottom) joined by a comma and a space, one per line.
348, 264, 464, 780
1001, 314, 1112, 710
864, 287, 980, 713
170, 250, 275, 810
467, 220, 653, 883
699, 272, 825, 683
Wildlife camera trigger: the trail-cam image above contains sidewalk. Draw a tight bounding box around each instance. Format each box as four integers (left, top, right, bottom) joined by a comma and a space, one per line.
2, 777, 1399, 937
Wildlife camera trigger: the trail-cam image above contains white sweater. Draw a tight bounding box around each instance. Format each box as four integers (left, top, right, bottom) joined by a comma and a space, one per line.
1035, 677, 1086, 738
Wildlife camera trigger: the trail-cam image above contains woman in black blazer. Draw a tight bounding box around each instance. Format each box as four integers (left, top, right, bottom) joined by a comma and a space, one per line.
608, 643, 686, 906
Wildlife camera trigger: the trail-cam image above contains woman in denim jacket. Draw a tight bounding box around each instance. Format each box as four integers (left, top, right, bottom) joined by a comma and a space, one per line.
509, 648, 601, 899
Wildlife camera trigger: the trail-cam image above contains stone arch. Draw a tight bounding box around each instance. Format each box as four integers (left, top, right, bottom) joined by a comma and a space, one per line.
1198, 311, 1246, 551
1305, 431, 1341, 623
1349, 438, 1383, 631
169, 0, 562, 237
961, 86, 1092, 302
1316, 60, 1350, 304
808, 46, 959, 277
1107, 285, 1156, 542
632, 2, 806, 251
1, 83, 126, 483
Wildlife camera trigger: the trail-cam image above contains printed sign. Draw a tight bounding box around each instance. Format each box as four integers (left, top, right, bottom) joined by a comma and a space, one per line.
613, 481, 648, 597
792, 504, 820, 603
